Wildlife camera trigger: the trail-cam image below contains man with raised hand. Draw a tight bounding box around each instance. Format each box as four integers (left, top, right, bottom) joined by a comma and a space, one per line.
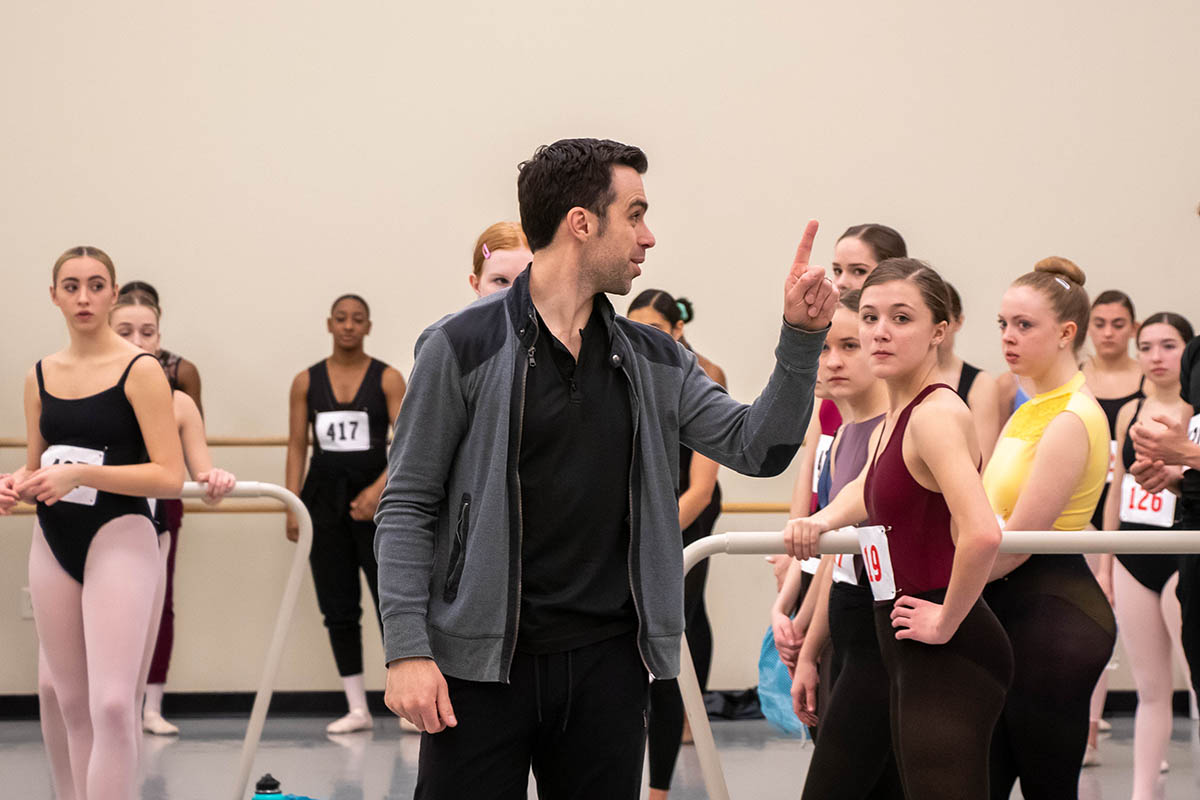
375, 137, 836, 799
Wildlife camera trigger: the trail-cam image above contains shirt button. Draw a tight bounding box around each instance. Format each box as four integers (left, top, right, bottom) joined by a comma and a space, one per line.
610, 353, 622, 367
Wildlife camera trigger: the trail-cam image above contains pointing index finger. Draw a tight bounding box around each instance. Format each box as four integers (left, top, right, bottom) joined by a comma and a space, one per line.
791, 220, 820, 275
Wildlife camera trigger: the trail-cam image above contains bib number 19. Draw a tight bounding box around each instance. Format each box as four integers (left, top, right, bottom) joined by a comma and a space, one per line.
855, 525, 896, 602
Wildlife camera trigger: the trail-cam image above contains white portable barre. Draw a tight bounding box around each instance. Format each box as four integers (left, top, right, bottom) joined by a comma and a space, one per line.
678, 528, 1200, 800
178, 481, 313, 800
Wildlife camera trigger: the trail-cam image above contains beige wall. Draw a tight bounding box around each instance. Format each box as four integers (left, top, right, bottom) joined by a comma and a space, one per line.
2, 1, 1199, 694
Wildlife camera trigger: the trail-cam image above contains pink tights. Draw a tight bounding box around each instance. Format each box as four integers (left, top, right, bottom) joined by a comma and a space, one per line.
30, 517, 162, 800
1115, 563, 1190, 800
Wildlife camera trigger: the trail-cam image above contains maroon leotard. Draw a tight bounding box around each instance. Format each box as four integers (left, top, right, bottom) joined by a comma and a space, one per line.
864, 383, 957, 598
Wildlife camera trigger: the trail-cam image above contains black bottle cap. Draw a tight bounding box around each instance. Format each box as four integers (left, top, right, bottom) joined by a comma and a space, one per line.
255, 773, 282, 794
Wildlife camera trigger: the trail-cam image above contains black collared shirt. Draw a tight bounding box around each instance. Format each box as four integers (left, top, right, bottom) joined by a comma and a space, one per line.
516, 298, 636, 654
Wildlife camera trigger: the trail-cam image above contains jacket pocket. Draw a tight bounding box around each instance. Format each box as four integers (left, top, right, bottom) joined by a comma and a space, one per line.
442, 493, 471, 603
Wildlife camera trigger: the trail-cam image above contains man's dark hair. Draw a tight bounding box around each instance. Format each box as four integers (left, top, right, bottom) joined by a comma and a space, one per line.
517, 138, 648, 252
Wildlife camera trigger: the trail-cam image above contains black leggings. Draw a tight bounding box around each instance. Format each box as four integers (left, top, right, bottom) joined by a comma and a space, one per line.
983, 555, 1116, 800
646, 558, 712, 791
800, 582, 904, 800
303, 473, 382, 677
874, 589, 1013, 800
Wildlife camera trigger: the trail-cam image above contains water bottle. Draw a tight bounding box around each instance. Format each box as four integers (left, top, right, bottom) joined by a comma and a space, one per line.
252, 773, 320, 800
252, 775, 282, 798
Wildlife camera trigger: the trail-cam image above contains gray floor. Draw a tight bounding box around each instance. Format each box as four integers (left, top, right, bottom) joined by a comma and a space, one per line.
2, 715, 1198, 799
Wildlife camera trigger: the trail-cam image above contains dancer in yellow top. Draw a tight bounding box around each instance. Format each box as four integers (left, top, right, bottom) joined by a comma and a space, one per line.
981, 258, 1116, 799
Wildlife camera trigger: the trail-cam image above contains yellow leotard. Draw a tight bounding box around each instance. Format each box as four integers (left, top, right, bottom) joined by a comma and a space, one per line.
983, 372, 1109, 530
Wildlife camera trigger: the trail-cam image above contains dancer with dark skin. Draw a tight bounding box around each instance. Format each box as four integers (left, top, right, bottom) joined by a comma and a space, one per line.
285, 294, 406, 734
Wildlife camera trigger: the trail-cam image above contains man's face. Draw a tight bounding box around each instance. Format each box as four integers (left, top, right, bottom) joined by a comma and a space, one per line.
580, 165, 656, 295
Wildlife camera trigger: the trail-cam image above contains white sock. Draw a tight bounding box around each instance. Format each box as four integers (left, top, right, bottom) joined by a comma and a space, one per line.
145, 683, 165, 716
342, 674, 368, 713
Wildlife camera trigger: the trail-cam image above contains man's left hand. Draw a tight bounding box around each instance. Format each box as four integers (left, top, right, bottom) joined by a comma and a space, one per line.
1130, 414, 1195, 466
783, 220, 838, 332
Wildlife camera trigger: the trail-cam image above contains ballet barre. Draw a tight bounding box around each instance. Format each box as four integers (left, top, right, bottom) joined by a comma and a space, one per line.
677, 528, 1200, 800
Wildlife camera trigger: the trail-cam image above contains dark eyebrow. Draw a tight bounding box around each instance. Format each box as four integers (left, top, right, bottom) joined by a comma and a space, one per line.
629, 199, 648, 213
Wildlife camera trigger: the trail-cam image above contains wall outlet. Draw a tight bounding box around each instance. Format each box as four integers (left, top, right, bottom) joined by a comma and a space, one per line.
19, 587, 34, 620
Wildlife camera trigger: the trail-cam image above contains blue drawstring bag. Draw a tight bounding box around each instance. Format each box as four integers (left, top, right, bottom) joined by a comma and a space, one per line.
757, 626, 809, 739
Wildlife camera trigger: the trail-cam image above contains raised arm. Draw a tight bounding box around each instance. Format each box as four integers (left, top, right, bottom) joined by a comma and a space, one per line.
678, 222, 834, 477
890, 395, 1001, 644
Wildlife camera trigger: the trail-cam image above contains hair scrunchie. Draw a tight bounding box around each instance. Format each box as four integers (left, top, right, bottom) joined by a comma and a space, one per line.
676, 301, 689, 323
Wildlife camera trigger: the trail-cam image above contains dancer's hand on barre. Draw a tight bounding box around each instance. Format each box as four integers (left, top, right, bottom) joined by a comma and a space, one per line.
385, 657, 458, 734
890, 595, 952, 645
0, 474, 18, 514
790, 656, 819, 727
349, 483, 382, 521
196, 468, 236, 505
15, 463, 81, 506
285, 512, 300, 542
783, 220, 838, 332
784, 516, 826, 561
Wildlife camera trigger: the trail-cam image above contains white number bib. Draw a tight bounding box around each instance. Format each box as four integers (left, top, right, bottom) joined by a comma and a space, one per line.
315, 410, 370, 453
800, 557, 821, 575
1106, 440, 1118, 485
856, 525, 896, 601
1186, 414, 1200, 475
811, 434, 834, 494
40, 444, 104, 506
831, 553, 857, 585
1118, 473, 1176, 528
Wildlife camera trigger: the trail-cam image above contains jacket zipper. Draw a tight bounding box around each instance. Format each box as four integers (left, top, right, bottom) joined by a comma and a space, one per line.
619, 359, 652, 674
505, 312, 539, 679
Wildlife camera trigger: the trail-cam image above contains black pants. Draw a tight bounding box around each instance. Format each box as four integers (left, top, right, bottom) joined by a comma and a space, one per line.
647, 558, 712, 790
983, 555, 1116, 800
801, 582, 904, 800
303, 474, 382, 678
415, 633, 649, 800
875, 590, 1013, 800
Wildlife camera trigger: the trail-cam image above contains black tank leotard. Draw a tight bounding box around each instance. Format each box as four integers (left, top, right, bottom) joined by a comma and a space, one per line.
36, 353, 157, 583
1115, 395, 1180, 593
955, 362, 981, 403
301, 357, 392, 679
1092, 376, 1145, 529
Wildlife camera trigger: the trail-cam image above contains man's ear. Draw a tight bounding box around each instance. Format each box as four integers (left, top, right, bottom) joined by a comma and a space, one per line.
565, 206, 592, 243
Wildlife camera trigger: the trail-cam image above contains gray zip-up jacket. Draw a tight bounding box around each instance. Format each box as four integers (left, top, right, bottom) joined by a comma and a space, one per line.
375, 268, 825, 682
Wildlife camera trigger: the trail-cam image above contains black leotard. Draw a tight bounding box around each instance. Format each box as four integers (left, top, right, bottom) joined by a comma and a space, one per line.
301, 357, 392, 679
35, 353, 157, 583
1092, 376, 1145, 529
1115, 395, 1180, 593
955, 362, 981, 403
